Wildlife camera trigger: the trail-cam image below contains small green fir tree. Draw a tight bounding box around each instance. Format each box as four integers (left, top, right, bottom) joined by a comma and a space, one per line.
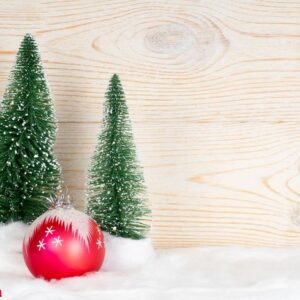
87, 74, 150, 239
0, 34, 60, 224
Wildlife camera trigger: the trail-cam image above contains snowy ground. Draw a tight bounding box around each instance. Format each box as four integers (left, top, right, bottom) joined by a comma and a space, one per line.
2, 223, 300, 300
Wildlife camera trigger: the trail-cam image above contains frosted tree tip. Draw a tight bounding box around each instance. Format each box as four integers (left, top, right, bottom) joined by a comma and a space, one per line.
111, 73, 120, 81
24, 33, 34, 39
23, 33, 36, 45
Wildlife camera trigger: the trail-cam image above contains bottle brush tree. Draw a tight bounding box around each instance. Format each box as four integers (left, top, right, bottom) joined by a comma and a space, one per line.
0, 33, 61, 224
87, 74, 150, 240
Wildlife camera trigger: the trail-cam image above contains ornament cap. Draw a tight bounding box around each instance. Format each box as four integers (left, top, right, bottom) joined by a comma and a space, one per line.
49, 189, 72, 210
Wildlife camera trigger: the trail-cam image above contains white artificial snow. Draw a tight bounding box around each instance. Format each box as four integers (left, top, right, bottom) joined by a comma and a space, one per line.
3, 223, 300, 299
102, 231, 155, 271
24, 208, 92, 250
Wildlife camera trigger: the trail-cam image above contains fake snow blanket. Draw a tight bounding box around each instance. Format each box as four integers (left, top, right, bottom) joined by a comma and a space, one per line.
1, 222, 300, 300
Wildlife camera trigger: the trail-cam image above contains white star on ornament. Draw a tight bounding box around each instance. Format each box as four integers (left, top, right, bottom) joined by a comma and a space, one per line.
37, 239, 46, 251
52, 236, 63, 247
45, 226, 55, 237
96, 239, 103, 249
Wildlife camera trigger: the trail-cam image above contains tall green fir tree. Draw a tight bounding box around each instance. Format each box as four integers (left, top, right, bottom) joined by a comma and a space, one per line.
0, 34, 61, 224
87, 74, 150, 240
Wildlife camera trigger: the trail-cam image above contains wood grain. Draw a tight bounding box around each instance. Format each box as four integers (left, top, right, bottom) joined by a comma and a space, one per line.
1, 0, 300, 248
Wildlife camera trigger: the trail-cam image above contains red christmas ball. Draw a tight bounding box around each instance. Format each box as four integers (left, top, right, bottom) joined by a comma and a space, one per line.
23, 207, 105, 280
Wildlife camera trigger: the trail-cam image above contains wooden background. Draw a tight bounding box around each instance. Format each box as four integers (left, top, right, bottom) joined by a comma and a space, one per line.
1, 0, 300, 248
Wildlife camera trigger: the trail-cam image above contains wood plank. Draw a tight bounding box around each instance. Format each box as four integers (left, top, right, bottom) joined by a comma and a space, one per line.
56, 122, 300, 248
0, 0, 300, 247
0, 1, 299, 123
